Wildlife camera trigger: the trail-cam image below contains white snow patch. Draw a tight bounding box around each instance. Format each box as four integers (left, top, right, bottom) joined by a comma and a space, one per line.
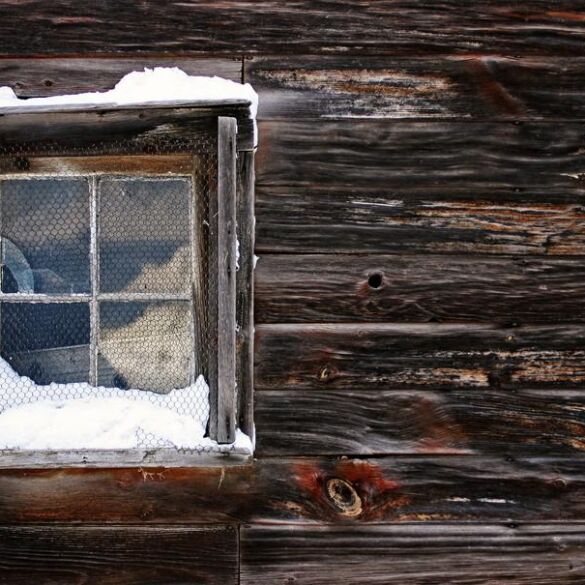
0, 358, 252, 453
0, 67, 259, 145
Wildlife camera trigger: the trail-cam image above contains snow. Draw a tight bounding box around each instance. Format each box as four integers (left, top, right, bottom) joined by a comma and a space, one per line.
0, 357, 252, 453
0, 67, 259, 145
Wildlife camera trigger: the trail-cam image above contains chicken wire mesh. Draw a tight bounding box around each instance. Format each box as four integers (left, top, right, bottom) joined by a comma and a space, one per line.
0, 131, 235, 455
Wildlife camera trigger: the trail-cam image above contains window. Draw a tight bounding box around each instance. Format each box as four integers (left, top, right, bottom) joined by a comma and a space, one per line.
0, 100, 255, 466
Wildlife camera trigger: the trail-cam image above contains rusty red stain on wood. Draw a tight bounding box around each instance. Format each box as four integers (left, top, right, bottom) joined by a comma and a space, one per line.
294, 459, 402, 520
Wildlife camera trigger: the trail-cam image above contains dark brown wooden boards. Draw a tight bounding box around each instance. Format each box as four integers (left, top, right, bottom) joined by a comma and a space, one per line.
255, 323, 585, 391
256, 120, 585, 192
254, 388, 585, 456
1, 1, 585, 56
0, 457, 583, 524
240, 524, 585, 585
0, 525, 237, 585
248, 56, 585, 121
256, 188, 585, 254
255, 255, 585, 324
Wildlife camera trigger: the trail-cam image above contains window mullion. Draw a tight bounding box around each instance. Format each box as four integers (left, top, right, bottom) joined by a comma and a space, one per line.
89, 176, 99, 387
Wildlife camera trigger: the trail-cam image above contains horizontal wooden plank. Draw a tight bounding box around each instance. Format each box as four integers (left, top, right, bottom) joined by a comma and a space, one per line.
255, 323, 585, 391
241, 524, 585, 585
255, 188, 585, 254
255, 388, 585, 456
256, 121, 585, 191
255, 254, 585, 324
0, 525, 237, 585
0, 457, 583, 523
249, 56, 585, 120
0, 58, 241, 98
1, 2, 585, 56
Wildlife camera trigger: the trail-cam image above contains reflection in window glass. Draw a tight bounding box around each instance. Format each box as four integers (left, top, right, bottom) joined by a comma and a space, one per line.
2, 179, 90, 294
98, 178, 192, 294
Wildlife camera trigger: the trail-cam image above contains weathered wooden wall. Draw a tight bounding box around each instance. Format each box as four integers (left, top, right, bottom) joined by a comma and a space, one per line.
0, 2, 585, 583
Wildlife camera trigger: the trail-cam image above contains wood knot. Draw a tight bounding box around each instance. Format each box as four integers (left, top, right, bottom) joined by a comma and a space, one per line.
325, 478, 362, 517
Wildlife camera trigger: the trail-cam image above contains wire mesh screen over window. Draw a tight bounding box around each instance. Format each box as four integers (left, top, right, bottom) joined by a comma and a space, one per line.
0, 136, 231, 454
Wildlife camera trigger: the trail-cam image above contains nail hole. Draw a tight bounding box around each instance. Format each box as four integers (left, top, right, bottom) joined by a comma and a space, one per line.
43, 79, 54, 87
368, 272, 383, 289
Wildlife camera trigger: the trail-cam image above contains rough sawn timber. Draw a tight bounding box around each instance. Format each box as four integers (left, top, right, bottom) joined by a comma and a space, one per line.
0, 524, 238, 585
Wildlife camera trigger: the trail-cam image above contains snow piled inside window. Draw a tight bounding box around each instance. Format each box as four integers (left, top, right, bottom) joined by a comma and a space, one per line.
0, 357, 251, 452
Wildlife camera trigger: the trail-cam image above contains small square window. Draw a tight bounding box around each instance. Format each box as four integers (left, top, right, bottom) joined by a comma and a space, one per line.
0, 100, 255, 466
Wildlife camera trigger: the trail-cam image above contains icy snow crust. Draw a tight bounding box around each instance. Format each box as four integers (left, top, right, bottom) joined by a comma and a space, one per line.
0, 358, 252, 453
0, 67, 259, 144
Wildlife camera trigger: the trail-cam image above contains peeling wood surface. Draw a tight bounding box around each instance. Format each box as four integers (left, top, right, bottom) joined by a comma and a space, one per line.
255, 323, 585, 391
241, 524, 585, 585
255, 254, 585, 324
255, 388, 585, 456
0, 525, 238, 585
256, 188, 585, 254
0, 457, 583, 524
248, 56, 585, 120
1, 1, 585, 56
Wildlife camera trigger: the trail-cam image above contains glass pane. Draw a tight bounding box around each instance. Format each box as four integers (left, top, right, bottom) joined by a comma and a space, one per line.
1, 179, 90, 294
97, 301, 192, 392
98, 178, 192, 294
1, 302, 90, 384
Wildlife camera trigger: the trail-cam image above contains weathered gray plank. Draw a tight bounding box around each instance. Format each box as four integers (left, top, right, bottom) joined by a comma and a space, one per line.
255, 254, 585, 324
241, 524, 585, 585
213, 116, 237, 443
0, 525, 237, 585
0, 58, 241, 98
255, 323, 585, 391
248, 56, 585, 120
0, 1, 585, 56
0, 457, 584, 523
254, 388, 585, 456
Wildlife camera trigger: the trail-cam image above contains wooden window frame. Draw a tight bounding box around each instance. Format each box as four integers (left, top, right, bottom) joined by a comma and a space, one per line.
0, 102, 255, 467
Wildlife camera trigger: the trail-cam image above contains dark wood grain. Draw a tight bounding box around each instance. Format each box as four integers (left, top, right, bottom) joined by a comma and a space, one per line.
256, 187, 585, 254
241, 524, 585, 585
0, 58, 241, 98
0, 457, 583, 524
255, 388, 585, 456
255, 254, 585, 324
257, 120, 585, 192
0, 524, 237, 585
0, 1, 585, 56
249, 56, 585, 120
255, 323, 585, 391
